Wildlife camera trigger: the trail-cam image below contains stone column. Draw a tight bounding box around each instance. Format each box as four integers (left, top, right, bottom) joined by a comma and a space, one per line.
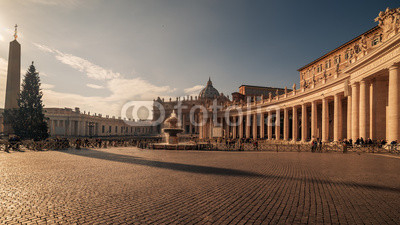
209, 116, 213, 138
225, 117, 230, 138
268, 111, 273, 140
96, 122, 100, 136
260, 113, 265, 139
53, 120, 57, 136
334, 94, 342, 142
69, 120, 74, 137
239, 115, 244, 138
47, 120, 52, 135
194, 114, 199, 134
245, 114, 251, 138
387, 65, 400, 142
275, 109, 281, 140
370, 80, 375, 140
283, 108, 289, 141
74, 120, 79, 137
351, 83, 360, 140
182, 114, 186, 134
189, 115, 193, 134
311, 101, 317, 139
199, 114, 203, 139
252, 113, 257, 139
359, 80, 369, 139
232, 116, 237, 138
347, 95, 352, 140
301, 104, 307, 142
322, 98, 329, 142
292, 106, 298, 141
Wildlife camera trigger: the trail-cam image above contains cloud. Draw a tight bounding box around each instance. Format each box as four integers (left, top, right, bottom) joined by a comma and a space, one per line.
34, 43, 121, 80
184, 85, 204, 95
0, 58, 8, 107
107, 78, 176, 101
25, 0, 60, 5
55, 53, 121, 80
33, 43, 54, 53
0, 58, 7, 75
21, 0, 84, 7
86, 83, 104, 89
33, 43, 187, 117
39, 71, 50, 77
42, 89, 119, 116
41, 83, 54, 90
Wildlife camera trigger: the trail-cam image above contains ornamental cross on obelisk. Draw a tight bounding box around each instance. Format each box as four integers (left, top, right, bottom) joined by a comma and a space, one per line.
14, 24, 18, 40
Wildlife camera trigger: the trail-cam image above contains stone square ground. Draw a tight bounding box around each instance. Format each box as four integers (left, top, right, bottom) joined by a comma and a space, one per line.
0, 148, 399, 224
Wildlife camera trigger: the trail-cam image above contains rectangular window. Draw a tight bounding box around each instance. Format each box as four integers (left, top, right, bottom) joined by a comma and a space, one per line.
334, 55, 341, 64
102, 125, 105, 133
325, 60, 331, 69
372, 38, 379, 46
109, 126, 111, 133
115, 126, 118, 133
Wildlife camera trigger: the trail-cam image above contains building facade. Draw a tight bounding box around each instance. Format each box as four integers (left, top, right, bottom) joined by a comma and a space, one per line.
45, 107, 156, 137
232, 85, 290, 102
153, 78, 230, 137
0, 107, 156, 138
200, 8, 400, 143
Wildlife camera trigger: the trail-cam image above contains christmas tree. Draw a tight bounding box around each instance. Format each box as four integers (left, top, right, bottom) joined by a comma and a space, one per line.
4, 62, 49, 140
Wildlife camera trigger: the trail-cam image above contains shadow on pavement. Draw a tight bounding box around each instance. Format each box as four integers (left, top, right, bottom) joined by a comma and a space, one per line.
61, 149, 400, 193
62, 148, 264, 177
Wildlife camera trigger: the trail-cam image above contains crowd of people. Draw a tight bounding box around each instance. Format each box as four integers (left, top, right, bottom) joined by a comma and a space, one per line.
341, 137, 396, 148
2, 134, 399, 153
1, 136, 162, 152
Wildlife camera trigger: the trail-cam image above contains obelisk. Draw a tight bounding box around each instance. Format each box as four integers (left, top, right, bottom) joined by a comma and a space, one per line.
4, 25, 21, 135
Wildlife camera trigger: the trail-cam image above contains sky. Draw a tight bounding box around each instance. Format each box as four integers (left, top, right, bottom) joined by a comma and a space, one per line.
0, 0, 398, 117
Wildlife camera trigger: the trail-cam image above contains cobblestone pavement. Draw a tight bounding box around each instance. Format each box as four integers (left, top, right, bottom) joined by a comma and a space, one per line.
1, 148, 400, 224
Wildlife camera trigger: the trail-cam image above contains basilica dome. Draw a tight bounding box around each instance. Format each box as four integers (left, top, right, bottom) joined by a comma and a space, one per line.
199, 78, 220, 99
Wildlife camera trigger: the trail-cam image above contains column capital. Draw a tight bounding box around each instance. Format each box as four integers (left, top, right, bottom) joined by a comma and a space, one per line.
334, 92, 343, 99
369, 78, 376, 84
351, 82, 359, 87
389, 64, 398, 71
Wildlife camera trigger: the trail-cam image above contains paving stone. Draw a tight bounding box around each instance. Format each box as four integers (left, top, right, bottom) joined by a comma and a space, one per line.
0, 148, 399, 224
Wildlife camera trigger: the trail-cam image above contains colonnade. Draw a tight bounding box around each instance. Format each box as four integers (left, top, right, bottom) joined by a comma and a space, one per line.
201, 65, 400, 143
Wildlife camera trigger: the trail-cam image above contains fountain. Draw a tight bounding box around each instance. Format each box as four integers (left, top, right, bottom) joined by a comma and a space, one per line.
162, 110, 183, 144
152, 110, 197, 150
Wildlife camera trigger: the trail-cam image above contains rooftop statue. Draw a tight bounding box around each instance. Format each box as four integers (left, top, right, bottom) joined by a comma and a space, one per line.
375, 7, 400, 39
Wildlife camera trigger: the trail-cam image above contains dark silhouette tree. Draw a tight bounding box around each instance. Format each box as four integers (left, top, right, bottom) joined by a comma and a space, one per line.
3, 62, 49, 140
